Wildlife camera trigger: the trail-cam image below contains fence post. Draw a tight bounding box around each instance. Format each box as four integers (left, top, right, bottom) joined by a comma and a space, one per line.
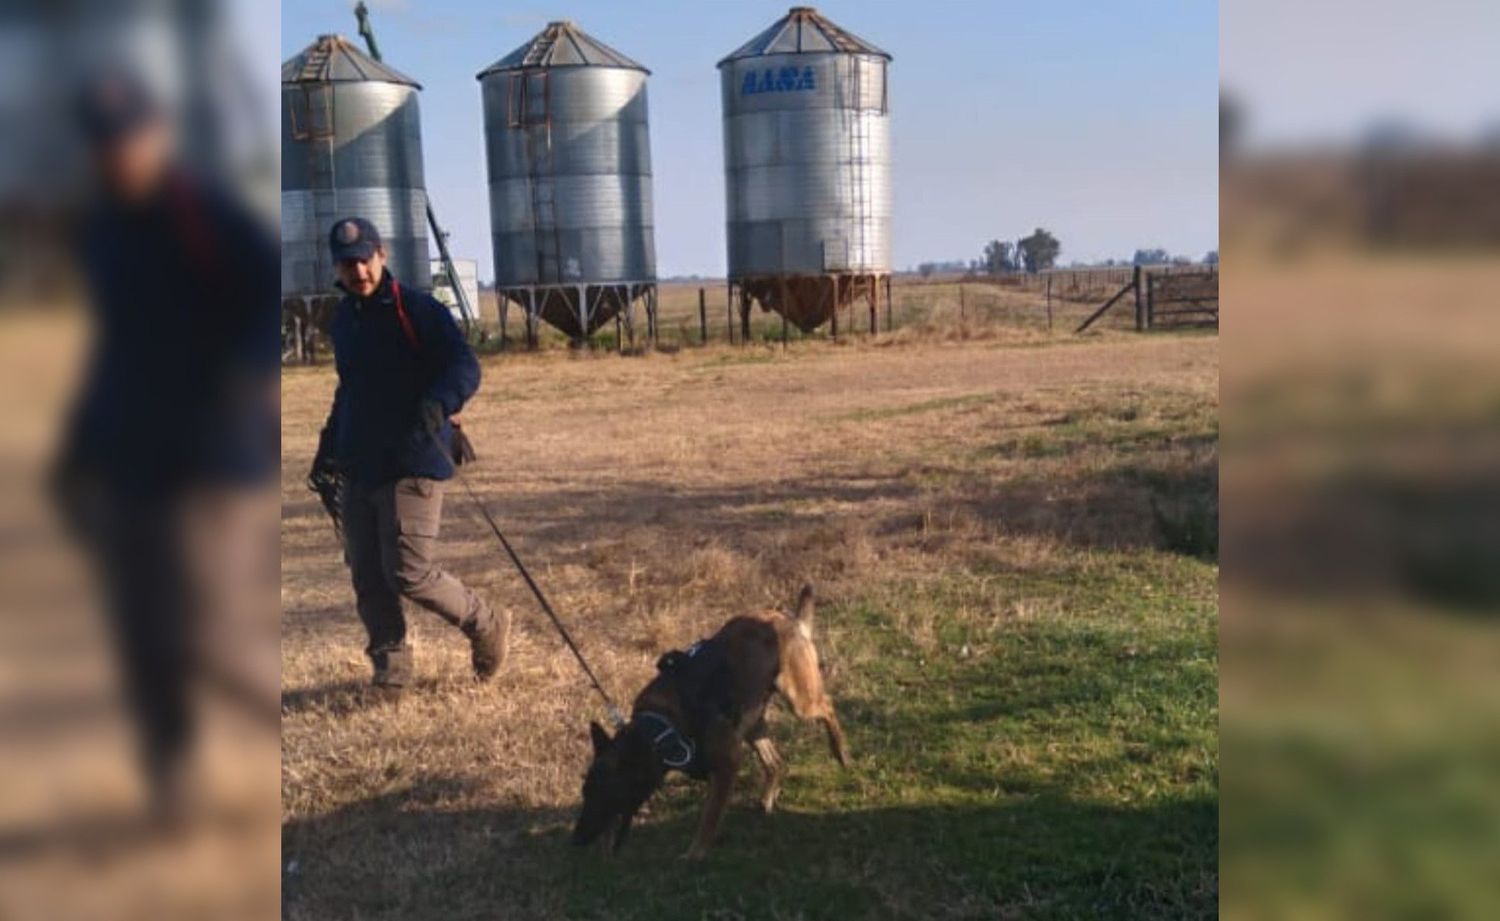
698, 287, 707, 345
960, 284, 966, 319
726, 284, 735, 345
1147, 273, 1155, 330
1133, 265, 1144, 332
1046, 276, 1053, 333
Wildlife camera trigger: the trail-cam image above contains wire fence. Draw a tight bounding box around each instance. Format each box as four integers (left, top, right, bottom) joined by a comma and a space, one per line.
287, 265, 1219, 362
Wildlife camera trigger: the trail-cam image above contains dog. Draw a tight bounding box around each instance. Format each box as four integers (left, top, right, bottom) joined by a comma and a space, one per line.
572, 585, 849, 859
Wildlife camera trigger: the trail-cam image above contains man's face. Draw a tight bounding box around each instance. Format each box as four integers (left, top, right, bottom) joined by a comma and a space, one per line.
97, 117, 173, 202
335, 248, 387, 297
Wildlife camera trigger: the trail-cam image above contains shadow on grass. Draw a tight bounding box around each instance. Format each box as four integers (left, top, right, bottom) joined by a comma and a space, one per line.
280, 678, 455, 717
282, 779, 1216, 921
410, 453, 1220, 578
280, 442, 1218, 650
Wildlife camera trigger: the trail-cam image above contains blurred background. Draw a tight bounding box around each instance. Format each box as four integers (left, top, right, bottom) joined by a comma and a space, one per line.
0, 1, 279, 919
1221, 0, 1500, 917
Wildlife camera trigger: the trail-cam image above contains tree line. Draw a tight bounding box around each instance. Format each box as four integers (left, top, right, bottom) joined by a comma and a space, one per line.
915, 230, 1217, 278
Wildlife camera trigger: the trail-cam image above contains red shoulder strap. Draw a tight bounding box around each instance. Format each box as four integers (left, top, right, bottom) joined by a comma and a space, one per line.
391, 280, 421, 352
393, 280, 465, 427
168, 173, 219, 278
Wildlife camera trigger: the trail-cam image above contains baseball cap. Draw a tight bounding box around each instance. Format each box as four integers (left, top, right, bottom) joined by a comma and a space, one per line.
76, 68, 162, 146
329, 217, 383, 262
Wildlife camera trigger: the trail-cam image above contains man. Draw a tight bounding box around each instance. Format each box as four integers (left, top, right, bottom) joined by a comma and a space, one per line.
56, 68, 281, 823
311, 217, 508, 694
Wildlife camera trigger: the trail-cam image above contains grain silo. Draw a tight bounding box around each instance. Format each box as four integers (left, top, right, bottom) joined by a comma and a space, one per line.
281, 34, 430, 329
477, 20, 657, 347
719, 7, 892, 338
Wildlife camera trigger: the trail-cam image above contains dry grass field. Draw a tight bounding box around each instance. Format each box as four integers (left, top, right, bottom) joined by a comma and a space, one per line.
281, 318, 1218, 919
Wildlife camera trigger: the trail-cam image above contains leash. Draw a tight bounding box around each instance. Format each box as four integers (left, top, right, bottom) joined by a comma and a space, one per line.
434, 430, 627, 729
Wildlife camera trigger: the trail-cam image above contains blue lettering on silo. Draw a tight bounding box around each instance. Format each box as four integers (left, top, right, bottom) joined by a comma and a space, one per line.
741, 66, 819, 95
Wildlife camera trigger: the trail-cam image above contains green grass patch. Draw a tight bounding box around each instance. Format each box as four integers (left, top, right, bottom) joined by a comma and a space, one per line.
283, 554, 1218, 920
549, 556, 1219, 919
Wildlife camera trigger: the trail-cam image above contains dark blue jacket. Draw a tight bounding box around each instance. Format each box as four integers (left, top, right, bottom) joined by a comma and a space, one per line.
65, 172, 279, 495
326, 271, 480, 486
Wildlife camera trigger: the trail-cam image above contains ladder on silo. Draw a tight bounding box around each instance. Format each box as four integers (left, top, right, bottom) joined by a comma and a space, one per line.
523, 72, 561, 284
846, 58, 871, 271
294, 84, 337, 289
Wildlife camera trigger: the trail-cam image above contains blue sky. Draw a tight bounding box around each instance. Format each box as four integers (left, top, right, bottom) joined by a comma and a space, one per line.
1222, 0, 1500, 149
281, 0, 1218, 279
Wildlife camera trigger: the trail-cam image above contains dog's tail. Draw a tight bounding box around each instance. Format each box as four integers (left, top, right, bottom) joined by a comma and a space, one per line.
791, 584, 815, 630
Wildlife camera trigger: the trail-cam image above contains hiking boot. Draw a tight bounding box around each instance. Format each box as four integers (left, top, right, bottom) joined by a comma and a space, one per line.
463, 603, 510, 682
370, 643, 413, 697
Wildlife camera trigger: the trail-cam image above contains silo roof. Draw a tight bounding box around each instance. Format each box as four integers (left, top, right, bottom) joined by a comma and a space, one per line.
477, 20, 649, 77
718, 6, 891, 66
282, 34, 422, 88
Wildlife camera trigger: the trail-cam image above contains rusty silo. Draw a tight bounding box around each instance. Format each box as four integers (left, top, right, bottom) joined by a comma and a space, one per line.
477, 20, 658, 347
719, 6, 892, 338
281, 34, 430, 318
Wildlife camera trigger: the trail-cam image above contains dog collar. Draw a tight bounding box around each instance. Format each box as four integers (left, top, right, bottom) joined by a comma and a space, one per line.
634, 711, 696, 771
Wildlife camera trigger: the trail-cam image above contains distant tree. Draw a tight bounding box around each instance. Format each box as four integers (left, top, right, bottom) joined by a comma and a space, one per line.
981, 239, 1016, 275
1204, 250, 1219, 265
1133, 248, 1171, 266
1171, 255, 1194, 266
919, 262, 936, 278
1018, 228, 1061, 274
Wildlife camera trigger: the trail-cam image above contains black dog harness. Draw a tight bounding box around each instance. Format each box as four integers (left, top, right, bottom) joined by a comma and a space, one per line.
635, 710, 697, 773
635, 640, 731, 779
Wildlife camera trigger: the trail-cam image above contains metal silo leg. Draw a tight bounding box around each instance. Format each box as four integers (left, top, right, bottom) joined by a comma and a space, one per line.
525, 289, 538, 350
830, 278, 839, 342
625, 287, 637, 351
575, 285, 587, 348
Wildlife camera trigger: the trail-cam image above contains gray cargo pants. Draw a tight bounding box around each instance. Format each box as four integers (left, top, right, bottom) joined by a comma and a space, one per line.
341, 477, 487, 671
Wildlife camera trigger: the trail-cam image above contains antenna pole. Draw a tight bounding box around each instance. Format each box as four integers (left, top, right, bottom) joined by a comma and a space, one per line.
352, 2, 478, 337
354, 2, 383, 61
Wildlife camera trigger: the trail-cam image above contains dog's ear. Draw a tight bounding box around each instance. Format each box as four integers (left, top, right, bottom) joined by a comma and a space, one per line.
589, 721, 612, 754
794, 583, 816, 622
